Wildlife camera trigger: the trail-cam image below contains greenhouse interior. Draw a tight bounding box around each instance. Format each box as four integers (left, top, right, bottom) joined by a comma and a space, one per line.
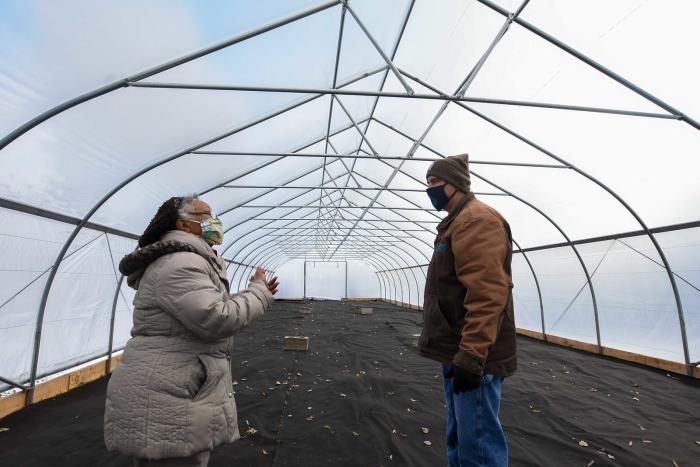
1, 0, 699, 466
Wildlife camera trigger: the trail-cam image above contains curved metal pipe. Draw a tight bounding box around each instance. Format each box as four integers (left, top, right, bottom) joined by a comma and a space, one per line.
398, 70, 693, 370
245, 233, 418, 298
374, 117, 601, 350
0, 0, 342, 154
228, 214, 427, 291
512, 238, 545, 339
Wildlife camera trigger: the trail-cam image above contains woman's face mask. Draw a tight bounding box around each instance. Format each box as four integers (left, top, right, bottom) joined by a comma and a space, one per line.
426, 184, 454, 211
190, 216, 225, 246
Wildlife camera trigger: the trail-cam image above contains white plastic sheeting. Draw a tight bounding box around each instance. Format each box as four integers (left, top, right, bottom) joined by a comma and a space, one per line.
1, 0, 699, 390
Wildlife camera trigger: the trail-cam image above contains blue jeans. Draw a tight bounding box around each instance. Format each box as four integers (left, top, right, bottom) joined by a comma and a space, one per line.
442, 364, 508, 467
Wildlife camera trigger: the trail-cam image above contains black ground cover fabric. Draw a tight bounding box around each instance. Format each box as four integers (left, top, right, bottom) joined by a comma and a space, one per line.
1, 300, 699, 466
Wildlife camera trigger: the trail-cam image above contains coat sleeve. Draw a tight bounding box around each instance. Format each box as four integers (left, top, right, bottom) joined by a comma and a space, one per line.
450, 217, 510, 376
154, 253, 274, 342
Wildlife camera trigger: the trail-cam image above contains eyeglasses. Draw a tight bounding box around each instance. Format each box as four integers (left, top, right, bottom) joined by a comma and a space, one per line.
184, 210, 215, 218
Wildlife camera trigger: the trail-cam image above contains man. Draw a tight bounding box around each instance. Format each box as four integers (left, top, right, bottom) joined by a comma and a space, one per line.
417, 154, 516, 467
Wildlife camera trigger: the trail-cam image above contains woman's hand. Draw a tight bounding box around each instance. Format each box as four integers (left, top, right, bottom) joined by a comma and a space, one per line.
250, 267, 279, 295
251, 267, 266, 283
266, 276, 279, 295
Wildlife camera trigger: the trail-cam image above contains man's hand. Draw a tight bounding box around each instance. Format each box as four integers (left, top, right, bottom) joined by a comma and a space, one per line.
446, 365, 482, 394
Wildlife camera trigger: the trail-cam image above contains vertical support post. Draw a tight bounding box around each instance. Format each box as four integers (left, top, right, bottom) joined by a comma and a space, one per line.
513, 239, 546, 341
303, 258, 307, 299
344, 260, 348, 299
106, 274, 125, 374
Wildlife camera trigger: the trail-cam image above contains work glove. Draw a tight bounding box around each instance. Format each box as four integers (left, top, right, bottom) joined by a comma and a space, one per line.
446, 364, 482, 394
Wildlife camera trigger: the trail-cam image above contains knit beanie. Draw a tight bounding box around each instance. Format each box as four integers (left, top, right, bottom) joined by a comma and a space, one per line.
426, 153, 471, 193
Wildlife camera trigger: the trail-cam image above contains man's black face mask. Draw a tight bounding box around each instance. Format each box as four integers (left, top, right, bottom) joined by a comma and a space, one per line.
426, 184, 454, 211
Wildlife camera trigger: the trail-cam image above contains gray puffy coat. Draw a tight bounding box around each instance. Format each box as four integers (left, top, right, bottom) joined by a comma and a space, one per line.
104, 230, 273, 459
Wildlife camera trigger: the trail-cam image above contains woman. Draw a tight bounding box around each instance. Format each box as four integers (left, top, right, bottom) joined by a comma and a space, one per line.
104, 195, 278, 466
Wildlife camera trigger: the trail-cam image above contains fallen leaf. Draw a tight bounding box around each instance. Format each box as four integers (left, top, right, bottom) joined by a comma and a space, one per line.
638, 424, 647, 431
587, 461, 595, 467
589, 388, 598, 392
242, 427, 258, 438
579, 440, 589, 447
672, 460, 679, 467
607, 454, 615, 460
352, 431, 359, 436
0, 428, 9, 433
421, 427, 430, 434
323, 425, 334, 433
262, 449, 269, 456
306, 416, 315, 421
633, 397, 640, 402
695, 440, 700, 446
642, 439, 653, 444
340, 393, 347, 398
275, 381, 281, 386
628, 441, 633, 447
423, 441, 432, 446
399, 432, 407, 438
410, 398, 418, 402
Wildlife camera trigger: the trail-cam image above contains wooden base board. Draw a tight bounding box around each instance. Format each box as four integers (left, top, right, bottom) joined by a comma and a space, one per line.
0, 391, 26, 420
0, 354, 122, 420
380, 299, 422, 311
377, 299, 697, 379
516, 327, 699, 379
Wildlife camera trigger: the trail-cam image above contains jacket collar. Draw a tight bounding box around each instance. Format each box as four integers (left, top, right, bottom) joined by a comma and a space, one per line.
437, 192, 475, 232
161, 230, 215, 258
161, 230, 229, 289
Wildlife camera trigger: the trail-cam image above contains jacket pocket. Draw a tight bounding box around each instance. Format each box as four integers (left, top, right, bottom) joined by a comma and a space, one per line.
192, 355, 224, 402
422, 294, 456, 341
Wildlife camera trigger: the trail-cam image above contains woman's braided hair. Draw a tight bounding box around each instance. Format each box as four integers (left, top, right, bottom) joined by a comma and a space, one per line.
138, 195, 198, 247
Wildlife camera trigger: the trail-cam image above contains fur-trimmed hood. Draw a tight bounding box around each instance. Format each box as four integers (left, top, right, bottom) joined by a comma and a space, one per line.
119, 230, 218, 289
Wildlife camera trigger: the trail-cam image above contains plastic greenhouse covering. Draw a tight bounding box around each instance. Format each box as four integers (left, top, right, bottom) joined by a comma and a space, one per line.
1, 0, 699, 396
